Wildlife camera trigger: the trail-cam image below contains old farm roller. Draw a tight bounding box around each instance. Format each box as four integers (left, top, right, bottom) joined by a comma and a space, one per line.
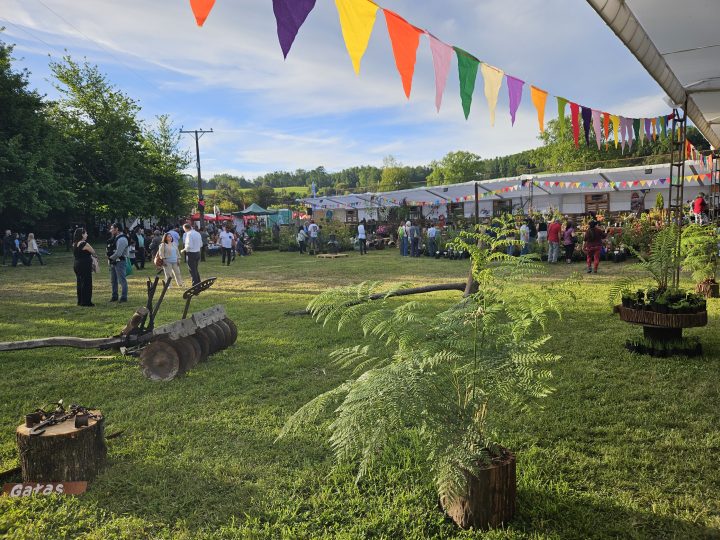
0, 276, 237, 381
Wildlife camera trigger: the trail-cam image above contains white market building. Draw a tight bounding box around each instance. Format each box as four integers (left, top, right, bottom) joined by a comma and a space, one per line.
301, 161, 716, 223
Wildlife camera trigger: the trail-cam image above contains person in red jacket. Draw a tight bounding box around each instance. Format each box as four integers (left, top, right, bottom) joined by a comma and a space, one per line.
583, 220, 607, 274
547, 218, 562, 263
693, 193, 708, 224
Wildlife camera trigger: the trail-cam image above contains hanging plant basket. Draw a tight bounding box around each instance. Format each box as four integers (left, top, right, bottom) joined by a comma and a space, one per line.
441, 448, 516, 530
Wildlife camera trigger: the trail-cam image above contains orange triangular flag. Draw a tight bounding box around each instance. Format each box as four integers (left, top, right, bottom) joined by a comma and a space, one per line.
383, 9, 422, 99
530, 86, 548, 133
190, 0, 216, 26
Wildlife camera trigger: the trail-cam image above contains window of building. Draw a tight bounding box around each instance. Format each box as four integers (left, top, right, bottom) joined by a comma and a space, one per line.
585, 193, 609, 215
345, 210, 358, 223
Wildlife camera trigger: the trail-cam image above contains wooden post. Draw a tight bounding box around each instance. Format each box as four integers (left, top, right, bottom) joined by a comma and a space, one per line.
16, 412, 106, 482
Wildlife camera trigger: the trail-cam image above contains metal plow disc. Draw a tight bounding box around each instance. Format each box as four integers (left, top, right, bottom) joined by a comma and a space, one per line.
181, 336, 202, 370
140, 341, 180, 381
214, 320, 232, 350
223, 318, 238, 346
165, 338, 196, 375
193, 329, 211, 362
203, 324, 224, 354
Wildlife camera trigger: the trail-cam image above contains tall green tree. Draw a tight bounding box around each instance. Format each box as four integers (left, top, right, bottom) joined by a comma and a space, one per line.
49, 56, 147, 222
142, 114, 192, 220
378, 156, 412, 192
427, 151, 483, 185
0, 40, 73, 227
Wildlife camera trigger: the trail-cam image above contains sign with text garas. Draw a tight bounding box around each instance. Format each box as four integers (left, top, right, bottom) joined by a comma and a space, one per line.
2, 481, 87, 497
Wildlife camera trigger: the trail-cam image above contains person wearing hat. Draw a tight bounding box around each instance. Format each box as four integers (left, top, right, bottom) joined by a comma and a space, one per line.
693, 192, 708, 224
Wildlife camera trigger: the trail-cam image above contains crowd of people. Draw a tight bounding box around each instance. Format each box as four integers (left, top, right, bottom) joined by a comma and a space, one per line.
2, 230, 48, 267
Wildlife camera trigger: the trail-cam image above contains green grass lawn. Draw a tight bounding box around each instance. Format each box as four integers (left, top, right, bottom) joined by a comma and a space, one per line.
0, 249, 719, 539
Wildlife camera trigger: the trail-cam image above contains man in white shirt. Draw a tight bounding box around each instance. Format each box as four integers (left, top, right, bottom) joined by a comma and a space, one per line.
219, 226, 234, 266
427, 224, 437, 256
181, 223, 203, 286
307, 220, 319, 255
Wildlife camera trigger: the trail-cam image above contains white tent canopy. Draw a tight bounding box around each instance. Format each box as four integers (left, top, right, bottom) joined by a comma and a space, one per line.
587, 0, 720, 149
300, 161, 714, 212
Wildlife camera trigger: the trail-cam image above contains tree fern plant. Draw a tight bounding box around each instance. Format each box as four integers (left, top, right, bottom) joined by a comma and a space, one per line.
278, 217, 575, 515
681, 224, 718, 284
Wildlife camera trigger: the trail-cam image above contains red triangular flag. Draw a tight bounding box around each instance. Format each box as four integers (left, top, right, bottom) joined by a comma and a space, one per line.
383, 9, 422, 99
190, 0, 216, 27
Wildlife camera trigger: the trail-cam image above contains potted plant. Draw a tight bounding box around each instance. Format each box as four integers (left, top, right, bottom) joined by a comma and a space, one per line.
681, 224, 719, 298
278, 218, 574, 530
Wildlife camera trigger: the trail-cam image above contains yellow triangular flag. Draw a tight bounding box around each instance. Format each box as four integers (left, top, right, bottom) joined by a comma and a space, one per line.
610, 115, 619, 149
335, 0, 378, 75
480, 63, 504, 126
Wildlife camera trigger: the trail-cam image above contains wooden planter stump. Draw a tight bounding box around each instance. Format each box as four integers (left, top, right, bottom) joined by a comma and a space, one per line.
16, 411, 106, 482
441, 449, 516, 530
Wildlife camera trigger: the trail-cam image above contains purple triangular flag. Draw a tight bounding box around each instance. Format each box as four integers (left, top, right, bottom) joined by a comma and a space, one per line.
273, 0, 317, 59
581, 106, 592, 147
506, 75, 524, 126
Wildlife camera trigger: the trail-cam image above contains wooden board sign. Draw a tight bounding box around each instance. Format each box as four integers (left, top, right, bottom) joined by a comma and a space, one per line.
2, 481, 87, 497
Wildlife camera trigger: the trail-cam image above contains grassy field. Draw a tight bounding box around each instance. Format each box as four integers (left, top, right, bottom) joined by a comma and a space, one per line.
0, 249, 718, 539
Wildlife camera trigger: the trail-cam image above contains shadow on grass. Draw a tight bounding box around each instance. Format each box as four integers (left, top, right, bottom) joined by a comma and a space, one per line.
517, 486, 719, 539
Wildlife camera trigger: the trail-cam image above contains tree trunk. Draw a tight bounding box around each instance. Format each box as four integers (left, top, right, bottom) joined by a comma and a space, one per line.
463, 266, 479, 297
16, 412, 106, 482
441, 449, 516, 530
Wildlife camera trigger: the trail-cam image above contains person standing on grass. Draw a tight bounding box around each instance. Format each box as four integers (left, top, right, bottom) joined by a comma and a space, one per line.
583, 220, 607, 274
519, 220, 530, 255
397, 222, 406, 256
410, 221, 420, 257
547, 218, 562, 263
219, 226, 233, 266
200, 226, 209, 262
358, 219, 367, 255
308, 220, 319, 255
2, 230, 13, 266
181, 223, 202, 286
427, 223, 437, 256
133, 227, 145, 270
159, 232, 184, 288
107, 223, 129, 303
562, 220, 576, 265
73, 228, 95, 306
296, 226, 307, 254
537, 218, 548, 253
148, 230, 162, 261
25, 233, 44, 266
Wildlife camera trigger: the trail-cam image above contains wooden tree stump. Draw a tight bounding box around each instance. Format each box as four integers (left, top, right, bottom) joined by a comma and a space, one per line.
16, 411, 107, 482
441, 449, 516, 530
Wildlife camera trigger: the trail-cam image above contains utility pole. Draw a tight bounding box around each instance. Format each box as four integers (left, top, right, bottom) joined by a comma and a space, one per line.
180, 128, 213, 228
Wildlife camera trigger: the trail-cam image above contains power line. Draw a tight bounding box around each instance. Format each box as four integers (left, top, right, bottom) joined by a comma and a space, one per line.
33, 0, 159, 91
0, 17, 57, 53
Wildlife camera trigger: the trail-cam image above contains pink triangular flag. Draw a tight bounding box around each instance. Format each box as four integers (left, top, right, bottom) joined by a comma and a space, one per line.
591, 109, 603, 150
427, 33, 452, 112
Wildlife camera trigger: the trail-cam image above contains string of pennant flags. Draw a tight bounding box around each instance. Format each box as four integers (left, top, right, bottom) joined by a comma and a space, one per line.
187, 0, 716, 152
309, 172, 718, 209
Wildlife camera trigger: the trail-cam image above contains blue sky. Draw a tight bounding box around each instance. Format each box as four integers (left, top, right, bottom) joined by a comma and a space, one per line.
3, 0, 669, 180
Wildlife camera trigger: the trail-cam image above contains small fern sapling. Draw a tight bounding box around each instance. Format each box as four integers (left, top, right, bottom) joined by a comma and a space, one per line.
278, 217, 575, 514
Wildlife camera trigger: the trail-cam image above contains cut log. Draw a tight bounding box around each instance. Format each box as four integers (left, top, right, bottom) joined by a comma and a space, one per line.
441, 449, 516, 530
16, 411, 106, 482
285, 282, 468, 316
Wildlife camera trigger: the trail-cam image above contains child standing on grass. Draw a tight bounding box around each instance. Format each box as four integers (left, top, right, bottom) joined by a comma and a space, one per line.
583, 220, 607, 274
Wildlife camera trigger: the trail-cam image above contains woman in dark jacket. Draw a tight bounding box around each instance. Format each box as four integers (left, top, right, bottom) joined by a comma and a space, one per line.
73, 228, 96, 306
583, 220, 607, 274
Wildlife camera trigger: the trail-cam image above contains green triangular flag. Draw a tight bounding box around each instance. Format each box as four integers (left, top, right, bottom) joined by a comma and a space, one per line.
659, 115, 666, 138
454, 47, 479, 120
632, 118, 640, 143
557, 97, 568, 133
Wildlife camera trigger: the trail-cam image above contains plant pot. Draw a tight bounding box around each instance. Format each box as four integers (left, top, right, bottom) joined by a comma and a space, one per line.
441, 448, 516, 530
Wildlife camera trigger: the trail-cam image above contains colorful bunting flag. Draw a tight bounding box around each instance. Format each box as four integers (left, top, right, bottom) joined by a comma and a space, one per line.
619, 116, 627, 152
602, 112, 610, 150
272, 0, 317, 58
383, 9, 422, 98
610, 114, 619, 149
506, 75, 524, 126
427, 34, 452, 112
570, 102, 580, 148
650, 118, 657, 140
592, 110, 602, 151
190, 0, 216, 26
659, 115, 667, 138
480, 63, 504, 126
530, 86, 548, 133
454, 47, 479, 119
335, 0, 378, 75
639, 118, 646, 145
632, 118, 641, 145
644, 118, 652, 144
557, 97, 568, 132
581, 106, 592, 147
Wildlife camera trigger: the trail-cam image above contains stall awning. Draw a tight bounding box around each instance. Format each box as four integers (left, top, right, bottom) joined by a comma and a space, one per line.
587, 0, 720, 149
